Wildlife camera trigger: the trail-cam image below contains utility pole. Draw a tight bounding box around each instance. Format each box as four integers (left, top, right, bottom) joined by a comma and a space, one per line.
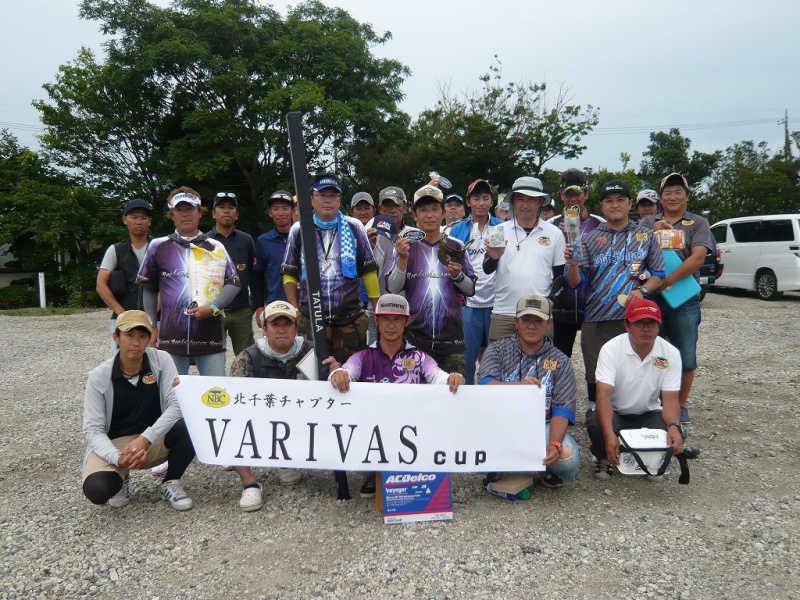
783, 109, 792, 161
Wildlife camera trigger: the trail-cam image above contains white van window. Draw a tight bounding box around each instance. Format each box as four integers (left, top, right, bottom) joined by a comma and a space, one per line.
760, 220, 793, 242
730, 221, 760, 243
711, 224, 727, 243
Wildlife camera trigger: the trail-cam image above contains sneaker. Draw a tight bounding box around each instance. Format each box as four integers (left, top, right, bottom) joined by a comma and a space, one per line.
160, 479, 193, 511
238, 483, 263, 512
682, 445, 701, 459
593, 458, 613, 481
277, 469, 302, 486
360, 476, 376, 499
646, 474, 664, 482
541, 471, 563, 488
680, 407, 691, 424
151, 461, 169, 477
108, 476, 130, 508
218, 465, 236, 472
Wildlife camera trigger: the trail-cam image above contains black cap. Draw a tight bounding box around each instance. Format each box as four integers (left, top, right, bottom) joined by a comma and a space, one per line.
444, 193, 464, 205
123, 199, 152, 216
268, 189, 295, 207
213, 192, 238, 209
599, 180, 631, 200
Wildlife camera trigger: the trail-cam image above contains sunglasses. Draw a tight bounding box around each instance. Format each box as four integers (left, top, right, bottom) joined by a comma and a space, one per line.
215, 192, 237, 199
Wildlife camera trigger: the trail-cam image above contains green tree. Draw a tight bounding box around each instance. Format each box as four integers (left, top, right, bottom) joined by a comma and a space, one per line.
705, 140, 800, 220
639, 128, 720, 191
36, 0, 410, 232
0, 130, 118, 306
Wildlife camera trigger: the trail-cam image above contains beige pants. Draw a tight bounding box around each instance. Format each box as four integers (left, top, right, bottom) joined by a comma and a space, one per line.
82, 435, 170, 482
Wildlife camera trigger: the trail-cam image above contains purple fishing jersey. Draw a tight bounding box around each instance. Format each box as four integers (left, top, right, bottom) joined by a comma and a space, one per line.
341, 342, 449, 384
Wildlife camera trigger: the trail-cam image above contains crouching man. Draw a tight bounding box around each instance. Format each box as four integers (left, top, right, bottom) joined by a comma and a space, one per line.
329, 294, 465, 498
82, 311, 196, 510
478, 294, 580, 488
227, 301, 337, 511
587, 299, 684, 480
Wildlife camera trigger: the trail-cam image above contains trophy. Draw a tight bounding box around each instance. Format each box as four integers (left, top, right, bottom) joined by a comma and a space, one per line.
565, 205, 582, 260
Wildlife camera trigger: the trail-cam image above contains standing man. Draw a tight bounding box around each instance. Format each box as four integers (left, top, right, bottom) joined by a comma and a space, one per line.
565, 180, 665, 413
443, 193, 466, 228
371, 186, 409, 295
548, 169, 605, 357
449, 179, 504, 384
329, 294, 465, 497
82, 311, 196, 510
635, 189, 660, 221
350, 191, 376, 226
640, 173, 712, 425
478, 294, 580, 487
586, 299, 684, 479
253, 190, 295, 316
281, 173, 379, 364
207, 191, 256, 357
385, 185, 477, 373
96, 199, 153, 355
484, 176, 565, 342
136, 187, 241, 376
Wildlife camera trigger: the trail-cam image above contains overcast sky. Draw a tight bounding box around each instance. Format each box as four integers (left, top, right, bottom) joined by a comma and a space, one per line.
3, 0, 799, 177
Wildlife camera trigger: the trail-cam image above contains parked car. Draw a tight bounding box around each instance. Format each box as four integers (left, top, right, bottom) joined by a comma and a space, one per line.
710, 214, 800, 300
698, 237, 723, 301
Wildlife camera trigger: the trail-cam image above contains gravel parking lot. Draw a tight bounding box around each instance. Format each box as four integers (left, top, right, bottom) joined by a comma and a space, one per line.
1, 289, 799, 599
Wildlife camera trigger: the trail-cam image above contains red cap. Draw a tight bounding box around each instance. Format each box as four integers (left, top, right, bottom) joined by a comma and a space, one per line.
625, 299, 662, 323
466, 179, 493, 197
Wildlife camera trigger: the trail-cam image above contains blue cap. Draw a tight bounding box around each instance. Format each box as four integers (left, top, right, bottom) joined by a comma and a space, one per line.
123, 199, 152, 216
371, 214, 398, 241
310, 174, 342, 193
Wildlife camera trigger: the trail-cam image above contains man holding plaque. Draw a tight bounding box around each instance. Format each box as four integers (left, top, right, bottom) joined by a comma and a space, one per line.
385, 185, 477, 374
449, 179, 504, 384
281, 173, 380, 364
137, 187, 241, 376
484, 176, 565, 343
478, 294, 580, 488
640, 173, 713, 426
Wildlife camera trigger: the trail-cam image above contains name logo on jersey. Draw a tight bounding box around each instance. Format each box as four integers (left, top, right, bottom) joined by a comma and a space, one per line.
142, 374, 156, 385
653, 357, 669, 369
597, 237, 608, 245
537, 236, 552, 246
593, 250, 647, 266
635, 233, 649, 242
236, 262, 247, 271
543, 359, 558, 371
402, 358, 416, 370
682, 219, 694, 226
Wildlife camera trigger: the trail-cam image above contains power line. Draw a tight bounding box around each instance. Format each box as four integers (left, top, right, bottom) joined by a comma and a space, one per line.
588, 118, 789, 137
0, 121, 45, 133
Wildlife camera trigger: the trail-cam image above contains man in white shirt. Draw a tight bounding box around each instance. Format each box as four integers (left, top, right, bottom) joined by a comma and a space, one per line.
484, 176, 566, 342
586, 299, 684, 479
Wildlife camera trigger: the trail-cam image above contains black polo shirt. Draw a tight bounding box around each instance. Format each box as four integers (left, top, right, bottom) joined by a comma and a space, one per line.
108, 354, 162, 440
207, 227, 256, 311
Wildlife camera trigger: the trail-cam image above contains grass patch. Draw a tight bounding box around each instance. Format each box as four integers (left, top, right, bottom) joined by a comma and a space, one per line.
0, 307, 96, 316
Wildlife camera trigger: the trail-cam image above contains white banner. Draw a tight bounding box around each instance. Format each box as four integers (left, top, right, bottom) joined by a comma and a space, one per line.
175, 376, 545, 473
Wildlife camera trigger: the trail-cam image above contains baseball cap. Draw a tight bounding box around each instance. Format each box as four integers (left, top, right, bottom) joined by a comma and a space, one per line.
213, 191, 238, 209
261, 300, 298, 325
168, 192, 201, 209
511, 176, 550, 200
123, 199, 152, 216
379, 186, 407, 205
444, 193, 464, 205
268, 189, 294, 207
375, 294, 410, 317
413, 185, 444, 206
466, 179, 493, 198
625, 299, 662, 323
558, 168, 587, 189
515, 295, 552, 321
599, 180, 631, 200
115, 310, 153, 333
371, 214, 398, 241
310, 173, 342, 193
351, 191, 375, 208
660, 172, 690, 194
636, 189, 660, 205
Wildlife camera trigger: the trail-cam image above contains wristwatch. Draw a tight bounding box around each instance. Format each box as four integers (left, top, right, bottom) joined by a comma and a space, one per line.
639, 285, 649, 295
210, 304, 221, 317
668, 422, 683, 433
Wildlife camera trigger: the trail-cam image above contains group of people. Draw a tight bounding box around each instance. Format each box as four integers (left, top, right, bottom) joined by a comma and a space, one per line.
84, 167, 709, 511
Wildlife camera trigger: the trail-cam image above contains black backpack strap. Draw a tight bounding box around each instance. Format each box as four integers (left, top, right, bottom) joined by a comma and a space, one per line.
618, 437, 673, 477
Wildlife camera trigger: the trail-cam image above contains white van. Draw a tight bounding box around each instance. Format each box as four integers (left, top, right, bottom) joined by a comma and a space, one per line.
710, 214, 800, 300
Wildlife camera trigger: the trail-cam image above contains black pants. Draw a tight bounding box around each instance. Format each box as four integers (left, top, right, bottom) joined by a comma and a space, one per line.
552, 319, 582, 357
83, 420, 195, 505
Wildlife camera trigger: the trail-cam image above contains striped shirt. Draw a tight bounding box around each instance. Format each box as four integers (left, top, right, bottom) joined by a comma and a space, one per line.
477, 335, 577, 424
578, 222, 665, 323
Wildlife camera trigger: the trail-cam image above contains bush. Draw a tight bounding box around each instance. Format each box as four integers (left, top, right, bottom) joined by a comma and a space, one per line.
0, 283, 38, 309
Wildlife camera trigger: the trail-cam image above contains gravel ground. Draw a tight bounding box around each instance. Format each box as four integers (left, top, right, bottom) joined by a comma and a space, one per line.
1, 289, 799, 599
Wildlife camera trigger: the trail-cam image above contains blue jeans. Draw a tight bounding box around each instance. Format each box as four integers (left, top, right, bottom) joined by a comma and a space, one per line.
462, 306, 492, 384
546, 423, 580, 481
655, 294, 700, 371
170, 352, 227, 376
